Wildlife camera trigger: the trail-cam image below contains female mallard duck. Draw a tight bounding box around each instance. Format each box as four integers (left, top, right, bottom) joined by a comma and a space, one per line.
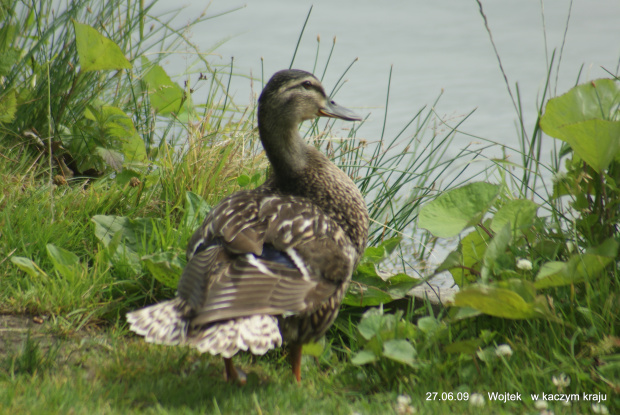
127, 69, 369, 383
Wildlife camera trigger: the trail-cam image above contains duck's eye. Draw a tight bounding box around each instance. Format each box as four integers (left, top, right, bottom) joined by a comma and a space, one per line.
301, 81, 313, 90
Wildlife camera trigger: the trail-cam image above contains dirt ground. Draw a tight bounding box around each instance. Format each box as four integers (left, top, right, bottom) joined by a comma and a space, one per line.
0, 314, 57, 358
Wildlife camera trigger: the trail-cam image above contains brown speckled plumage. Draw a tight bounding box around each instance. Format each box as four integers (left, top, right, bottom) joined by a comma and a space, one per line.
127, 69, 369, 383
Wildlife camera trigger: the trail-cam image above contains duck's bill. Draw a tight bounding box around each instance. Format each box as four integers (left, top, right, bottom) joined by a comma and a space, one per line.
318, 99, 362, 121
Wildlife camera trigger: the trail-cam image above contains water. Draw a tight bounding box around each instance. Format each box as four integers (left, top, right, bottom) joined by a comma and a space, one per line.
155, 0, 620, 146
152, 0, 620, 301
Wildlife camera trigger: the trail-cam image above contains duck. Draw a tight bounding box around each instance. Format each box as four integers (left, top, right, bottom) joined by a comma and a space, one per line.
126, 69, 369, 384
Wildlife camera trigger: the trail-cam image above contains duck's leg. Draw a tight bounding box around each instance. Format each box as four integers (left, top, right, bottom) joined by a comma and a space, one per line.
290, 343, 303, 383
223, 357, 247, 385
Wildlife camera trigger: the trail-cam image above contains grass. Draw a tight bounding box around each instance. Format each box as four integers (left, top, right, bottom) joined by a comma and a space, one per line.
1, 333, 399, 414
1, 1, 619, 414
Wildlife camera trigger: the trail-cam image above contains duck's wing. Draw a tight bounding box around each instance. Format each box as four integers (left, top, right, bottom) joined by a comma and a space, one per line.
177, 191, 357, 327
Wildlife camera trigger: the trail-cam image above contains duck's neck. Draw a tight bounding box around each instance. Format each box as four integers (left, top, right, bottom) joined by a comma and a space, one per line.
258, 112, 308, 178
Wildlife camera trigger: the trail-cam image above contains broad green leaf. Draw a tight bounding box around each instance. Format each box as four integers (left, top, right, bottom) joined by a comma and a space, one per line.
0, 90, 17, 123
105, 230, 142, 274
351, 350, 377, 366
92, 215, 132, 247
449, 229, 490, 287
141, 57, 187, 115
534, 261, 566, 288
10, 256, 46, 278
46, 244, 81, 282
496, 279, 536, 303
92, 215, 154, 251
535, 238, 618, 289
541, 79, 620, 135
183, 191, 211, 230
476, 346, 498, 363
95, 146, 123, 171
141, 250, 185, 288
0, 45, 20, 76
237, 174, 251, 187
115, 169, 141, 186
98, 105, 136, 139
491, 199, 538, 238
344, 283, 393, 307
380, 237, 402, 255
453, 284, 546, 319
435, 250, 462, 274
561, 120, 620, 173
361, 246, 386, 264
383, 339, 417, 367
419, 182, 500, 238
250, 172, 262, 185
356, 308, 386, 340
444, 339, 482, 354
417, 316, 442, 334
385, 273, 421, 298
540, 79, 620, 173
346, 268, 419, 307
72, 20, 131, 71
302, 340, 325, 358
481, 223, 512, 282
448, 306, 482, 321
587, 237, 620, 257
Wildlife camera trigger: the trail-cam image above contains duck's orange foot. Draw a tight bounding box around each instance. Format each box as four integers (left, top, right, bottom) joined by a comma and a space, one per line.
290, 343, 302, 383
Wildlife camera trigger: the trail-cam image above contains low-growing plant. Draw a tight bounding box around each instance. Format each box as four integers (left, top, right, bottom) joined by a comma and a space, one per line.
411, 78, 620, 409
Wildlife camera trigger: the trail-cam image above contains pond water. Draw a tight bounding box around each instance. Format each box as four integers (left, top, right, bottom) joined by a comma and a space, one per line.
152, 0, 620, 301
155, 0, 619, 147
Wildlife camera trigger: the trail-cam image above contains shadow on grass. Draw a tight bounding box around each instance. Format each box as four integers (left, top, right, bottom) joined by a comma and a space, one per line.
99, 339, 364, 414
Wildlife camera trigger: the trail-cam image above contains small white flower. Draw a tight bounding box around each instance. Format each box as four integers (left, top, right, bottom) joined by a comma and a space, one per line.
560, 399, 571, 407
470, 393, 485, 407
395, 394, 416, 414
592, 403, 609, 414
552, 373, 570, 390
534, 399, 548, 410
397, 395, 411, 406
516, 258, 533, 270
495, 344, 513, 358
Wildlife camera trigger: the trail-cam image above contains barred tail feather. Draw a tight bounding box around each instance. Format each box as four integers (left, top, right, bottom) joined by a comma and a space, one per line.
128, 301, 283, 358
189, 315, 282, 358
126, 299, 188, 345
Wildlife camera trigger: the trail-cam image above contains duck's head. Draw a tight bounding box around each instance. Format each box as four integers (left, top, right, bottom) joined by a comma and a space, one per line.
258, 69, 361, 127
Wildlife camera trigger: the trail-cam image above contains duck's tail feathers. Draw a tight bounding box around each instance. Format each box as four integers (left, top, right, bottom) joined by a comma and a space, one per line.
127, 301, 282, 358
126, 298, 188, 345
189, 315, 282, 358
